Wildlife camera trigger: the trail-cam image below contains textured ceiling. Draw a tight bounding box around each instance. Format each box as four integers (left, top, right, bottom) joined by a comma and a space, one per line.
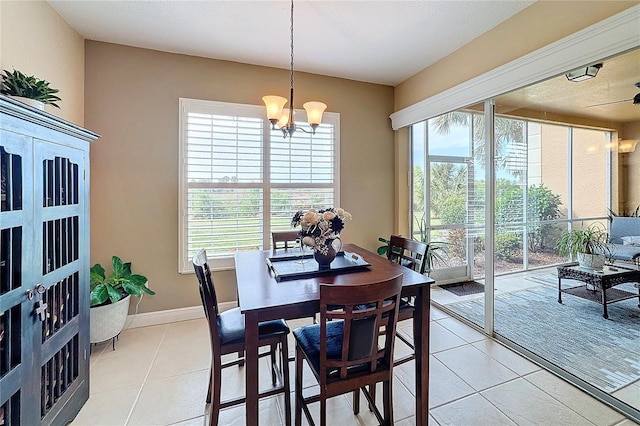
495, 48, 640, 125
49, 0, 534, 86
48, 1, 639, 124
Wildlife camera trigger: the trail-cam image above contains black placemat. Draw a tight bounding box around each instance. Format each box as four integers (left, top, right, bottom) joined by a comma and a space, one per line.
266, 251, 370, 281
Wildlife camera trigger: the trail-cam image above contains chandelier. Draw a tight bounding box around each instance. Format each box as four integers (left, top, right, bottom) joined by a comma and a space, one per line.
263, 0, 327, 138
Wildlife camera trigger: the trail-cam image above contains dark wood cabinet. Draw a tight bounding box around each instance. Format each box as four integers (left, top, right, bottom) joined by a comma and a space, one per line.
0, 96, 98, 425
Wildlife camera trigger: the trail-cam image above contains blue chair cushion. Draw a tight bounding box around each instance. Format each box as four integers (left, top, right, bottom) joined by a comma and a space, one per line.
293, 321, 344, 373
218, 307, 289, 345
606, 243, 640, 261
355, 299, 408, 316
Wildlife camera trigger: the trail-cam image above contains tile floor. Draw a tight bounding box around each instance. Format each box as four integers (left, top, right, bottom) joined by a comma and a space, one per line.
71, 305, 638, 425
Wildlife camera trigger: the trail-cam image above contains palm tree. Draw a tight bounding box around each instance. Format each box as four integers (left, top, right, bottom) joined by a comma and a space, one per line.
431, 111, 525, 174
430, 162, 467, 218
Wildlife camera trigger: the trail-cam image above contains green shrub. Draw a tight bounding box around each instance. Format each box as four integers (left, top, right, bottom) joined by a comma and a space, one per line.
495, 232, 522, 260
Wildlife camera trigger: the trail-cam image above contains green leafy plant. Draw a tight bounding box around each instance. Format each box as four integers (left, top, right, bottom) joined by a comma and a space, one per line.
555, 223, 611, 259
90, 256, 155, 307
494, 232, 522, 261
1, 69, 61, 108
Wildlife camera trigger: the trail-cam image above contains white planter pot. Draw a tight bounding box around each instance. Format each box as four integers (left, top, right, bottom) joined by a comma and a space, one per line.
90, 295, 130, 343
9, 96, 45, 110
577, 252, 606, 271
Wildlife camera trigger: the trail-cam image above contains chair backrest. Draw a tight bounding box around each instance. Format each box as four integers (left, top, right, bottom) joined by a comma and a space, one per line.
386, 235, 428, 274
192, 248, 221, 350
318, 274, 403, 380
609, 217, 640, 244
272, 230, 300, 250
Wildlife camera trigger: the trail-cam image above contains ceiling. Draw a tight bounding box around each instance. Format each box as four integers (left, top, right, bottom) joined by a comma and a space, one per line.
49, 1, 639, 124
48, 0, 534, 86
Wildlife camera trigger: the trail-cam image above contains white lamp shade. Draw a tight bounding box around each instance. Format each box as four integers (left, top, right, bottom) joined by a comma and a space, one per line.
277, 108, 294, 129
263, 96, 287, 121
618, 139, 638, 153
303, 101, 327, 126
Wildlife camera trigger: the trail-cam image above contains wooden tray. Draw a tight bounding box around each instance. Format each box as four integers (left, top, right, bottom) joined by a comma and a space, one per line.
266, 251, 371, 281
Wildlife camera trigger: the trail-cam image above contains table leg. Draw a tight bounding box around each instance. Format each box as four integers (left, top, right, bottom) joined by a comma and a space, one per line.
413, 287, 429, 426
558, 277, 562, 303
245, 311, 259, 426
601, 286, 609, 319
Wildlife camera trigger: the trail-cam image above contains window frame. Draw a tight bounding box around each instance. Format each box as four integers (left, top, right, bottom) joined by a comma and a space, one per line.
178, 98, 340, 273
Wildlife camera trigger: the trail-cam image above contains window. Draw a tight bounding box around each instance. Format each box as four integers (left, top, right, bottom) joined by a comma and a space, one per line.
411, 109, 611, 279
178, 99, 340, 272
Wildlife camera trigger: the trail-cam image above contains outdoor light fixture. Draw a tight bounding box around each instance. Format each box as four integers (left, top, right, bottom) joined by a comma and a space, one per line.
618, 139, 639, 153
263, 0, 327, 138
565, 63, 602, 82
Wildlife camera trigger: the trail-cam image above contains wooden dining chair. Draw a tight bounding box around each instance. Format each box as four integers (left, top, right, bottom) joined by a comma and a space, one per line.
386, 235, 428, 366
272, 230, 300, 250
192, 249, 292, 426
293, 274, 404, 426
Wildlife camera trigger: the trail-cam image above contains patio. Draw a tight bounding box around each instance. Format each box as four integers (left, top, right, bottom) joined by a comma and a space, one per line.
431, 264, 640, 413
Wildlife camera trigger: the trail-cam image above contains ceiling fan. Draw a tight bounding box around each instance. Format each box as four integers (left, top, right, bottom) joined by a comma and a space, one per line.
586, 82, 640, 108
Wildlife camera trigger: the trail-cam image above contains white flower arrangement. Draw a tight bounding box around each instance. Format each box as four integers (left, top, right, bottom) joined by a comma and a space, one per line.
291, 208, 352, 254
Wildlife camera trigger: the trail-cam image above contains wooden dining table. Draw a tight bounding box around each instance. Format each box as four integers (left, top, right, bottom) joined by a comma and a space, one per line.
235, 243, 433, 425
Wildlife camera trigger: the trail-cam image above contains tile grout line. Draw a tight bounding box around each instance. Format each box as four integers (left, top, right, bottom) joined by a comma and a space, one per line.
522, 373, 611, 426
123, 325, 170, 426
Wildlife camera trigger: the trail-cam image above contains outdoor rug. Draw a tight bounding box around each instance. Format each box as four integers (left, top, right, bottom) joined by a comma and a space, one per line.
446, 275, 640, 393
525, 271, 561, 287
441, 281, 485, 296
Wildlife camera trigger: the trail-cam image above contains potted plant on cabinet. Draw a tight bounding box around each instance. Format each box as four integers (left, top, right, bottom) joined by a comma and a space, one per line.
0, 68, 61, 110
556, 223, 612, 273
90, 256, 155, 347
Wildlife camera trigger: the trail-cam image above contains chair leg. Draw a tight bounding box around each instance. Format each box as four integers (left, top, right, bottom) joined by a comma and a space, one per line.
295, 346, 303, 426
281, 337, 292, 426
383, 379, 393, 426
320, 392, 327, 426
206, 367, 212, 404
368, 383, 376, 411
270, 343, 277, 385
210, 355, 222, 426
352, 389, 360, 415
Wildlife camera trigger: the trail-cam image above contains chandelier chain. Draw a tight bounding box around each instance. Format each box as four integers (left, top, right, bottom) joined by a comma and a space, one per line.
289, 0, 294, 92
262, 0, 325, 138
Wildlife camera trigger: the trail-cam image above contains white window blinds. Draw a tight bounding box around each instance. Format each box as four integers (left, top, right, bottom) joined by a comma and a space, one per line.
178, 98, 339, 272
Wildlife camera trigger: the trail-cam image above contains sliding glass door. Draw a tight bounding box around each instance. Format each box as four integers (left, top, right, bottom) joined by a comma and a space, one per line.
412, 104, 487, 326
411, 87, 621, 415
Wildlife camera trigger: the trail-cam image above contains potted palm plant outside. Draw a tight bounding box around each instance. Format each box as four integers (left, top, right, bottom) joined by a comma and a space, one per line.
90, 256, 155, 345
556, 223, 611, 272
0, 69, 61, 110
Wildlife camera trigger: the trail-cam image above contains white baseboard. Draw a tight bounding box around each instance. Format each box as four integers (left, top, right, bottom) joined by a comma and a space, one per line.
124, 301, 238, 329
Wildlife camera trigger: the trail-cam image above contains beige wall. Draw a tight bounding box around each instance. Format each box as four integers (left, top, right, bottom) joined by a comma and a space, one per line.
0, 1, 84, 125
621, 121, 640, 211
394, 1, 639, 111
85, 41, 395, 313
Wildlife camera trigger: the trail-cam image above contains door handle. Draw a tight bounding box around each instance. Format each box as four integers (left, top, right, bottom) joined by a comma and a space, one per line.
26, 284, 48, 321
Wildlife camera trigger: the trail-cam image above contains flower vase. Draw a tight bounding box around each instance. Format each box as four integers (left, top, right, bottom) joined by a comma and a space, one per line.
313, 238, 342, 269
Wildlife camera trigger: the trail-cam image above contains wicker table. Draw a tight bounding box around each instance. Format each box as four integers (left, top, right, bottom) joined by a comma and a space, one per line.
557, 263, 640, 319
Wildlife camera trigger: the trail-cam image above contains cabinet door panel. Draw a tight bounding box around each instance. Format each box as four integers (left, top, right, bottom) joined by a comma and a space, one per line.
34, 140, 89, 425
0, 129, 38, 426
